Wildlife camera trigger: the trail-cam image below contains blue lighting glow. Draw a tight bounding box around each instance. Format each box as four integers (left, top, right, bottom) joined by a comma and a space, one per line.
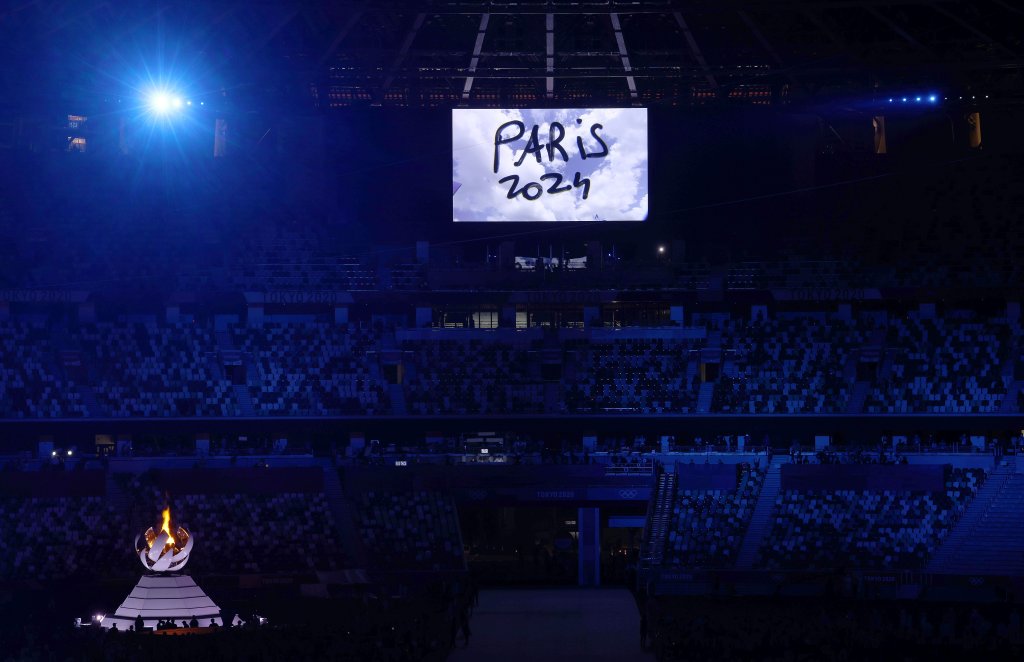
146, 89, 187, 116
928, 95, 937, 103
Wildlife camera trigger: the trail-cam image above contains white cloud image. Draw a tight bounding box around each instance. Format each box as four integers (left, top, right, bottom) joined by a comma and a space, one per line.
452, 108, 648, 222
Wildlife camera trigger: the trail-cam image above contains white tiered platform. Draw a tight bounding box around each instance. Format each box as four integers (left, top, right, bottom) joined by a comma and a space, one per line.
102, 574, 222, 630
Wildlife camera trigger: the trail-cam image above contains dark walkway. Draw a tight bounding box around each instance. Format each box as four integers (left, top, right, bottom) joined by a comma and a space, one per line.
447, 588, 655, 662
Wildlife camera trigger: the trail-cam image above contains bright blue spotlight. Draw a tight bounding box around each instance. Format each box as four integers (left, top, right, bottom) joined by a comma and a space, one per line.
928, 95, 937, 103
888, 98, 894, 103
148, 91, 173, 114
915, 96, 922, 102
146, 89, 186, 116
901, 97, 908, 103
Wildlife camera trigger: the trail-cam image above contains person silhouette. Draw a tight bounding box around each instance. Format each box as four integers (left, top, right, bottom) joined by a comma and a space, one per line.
189, 616, 199, 628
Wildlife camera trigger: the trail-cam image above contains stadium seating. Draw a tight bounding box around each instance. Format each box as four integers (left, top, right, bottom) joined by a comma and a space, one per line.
665, 464, 764, 568
714, 317, 864, 414
78, 321, 239, 417
125, 474, 347, 575
355, 489, 465, 571
566, 338, 699, 413
0, 311, 1018, 418
170, 492, 344, 574
0, 496, 126, 580
402, 339, 544, 415
756, 468, 985, 570
865, 314, 1015, 413
0, 322, 86, 418
231, 322, 388, 415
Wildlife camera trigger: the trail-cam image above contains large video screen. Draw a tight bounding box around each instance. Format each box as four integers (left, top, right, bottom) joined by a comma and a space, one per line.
452, 108, 648, 222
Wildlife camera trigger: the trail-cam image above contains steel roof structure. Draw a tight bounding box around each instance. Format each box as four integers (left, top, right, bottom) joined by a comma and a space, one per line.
0, 1, 1021, 109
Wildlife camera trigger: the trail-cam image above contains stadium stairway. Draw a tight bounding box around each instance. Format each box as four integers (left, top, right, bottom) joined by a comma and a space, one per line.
1000, 380, 1022, 413
319, 461, 367, 567
232, 384, 255, 416
544, 382, 563, 413
77, 384, 104, 417
388, 383, 407, 416
642, 470, 677, 566
106, 472, 136, 532
686, 355, 699, 382
735, 458, 784, 569
846, 381, 869, 414
928, 457, 1024, 576
842, 355, 858, 382
204, 351, 227, 382
214, 330, 234, 351
696, 382, 715, 413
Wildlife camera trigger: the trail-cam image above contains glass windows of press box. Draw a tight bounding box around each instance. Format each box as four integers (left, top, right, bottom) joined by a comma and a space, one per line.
471, 310, 499, 329
606, 304, 671, 328
517, 306, 584, 329
436, 309, 499, 329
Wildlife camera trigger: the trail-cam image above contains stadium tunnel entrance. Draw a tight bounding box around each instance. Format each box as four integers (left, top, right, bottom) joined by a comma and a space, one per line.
458, 501, 648, 588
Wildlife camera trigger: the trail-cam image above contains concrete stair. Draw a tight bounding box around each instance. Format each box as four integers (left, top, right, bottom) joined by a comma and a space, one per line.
643, 470, 677, 565
388, 383, 407, 416
846, 381, 869, 414
544, 382, 563, 414
319, 461, 366, 567
77, 384, 104, 417
1000, 380, 1022, 414
106, 472, 138, 534
215, 330, 234, 351
928, 458, 1024, 575
735, 460, 783, 568
686, 353, 699, 382
232, 384, 255, 416
696, 382, 715, 413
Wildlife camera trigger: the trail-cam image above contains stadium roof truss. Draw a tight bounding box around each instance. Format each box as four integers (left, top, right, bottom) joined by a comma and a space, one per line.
0, 0, 1021, 109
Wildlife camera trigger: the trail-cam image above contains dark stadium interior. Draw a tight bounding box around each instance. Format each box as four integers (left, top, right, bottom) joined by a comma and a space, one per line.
1, 0, 1024, 660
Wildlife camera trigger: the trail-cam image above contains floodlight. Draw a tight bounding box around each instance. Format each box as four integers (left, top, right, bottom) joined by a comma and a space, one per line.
148, 91, 173, 114
146, 89, 187, 116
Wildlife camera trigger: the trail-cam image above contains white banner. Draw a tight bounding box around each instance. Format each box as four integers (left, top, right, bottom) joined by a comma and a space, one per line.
452, 108, 649, 222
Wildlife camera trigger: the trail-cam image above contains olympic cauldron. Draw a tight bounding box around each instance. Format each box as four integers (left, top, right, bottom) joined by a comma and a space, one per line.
101, 506, 222, 630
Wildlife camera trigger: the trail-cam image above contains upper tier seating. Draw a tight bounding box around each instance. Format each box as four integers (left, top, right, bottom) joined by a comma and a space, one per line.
566, 338, 699, 413
231, 322, 388, 415
0, 311, 1018, 418
0, 322, 86, 418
